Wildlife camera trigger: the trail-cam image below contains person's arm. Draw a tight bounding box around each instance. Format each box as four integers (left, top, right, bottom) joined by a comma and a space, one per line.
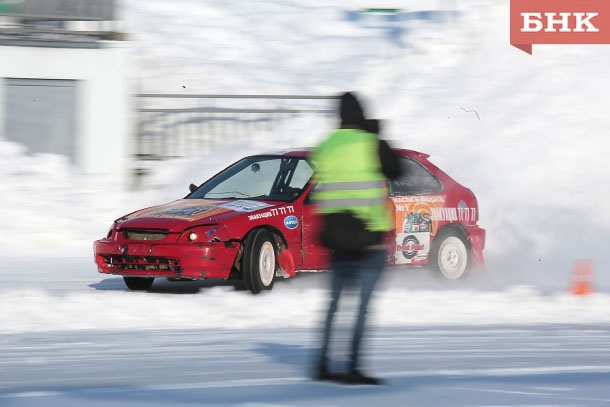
378, 138, 402, 181
365, 119, 403, 181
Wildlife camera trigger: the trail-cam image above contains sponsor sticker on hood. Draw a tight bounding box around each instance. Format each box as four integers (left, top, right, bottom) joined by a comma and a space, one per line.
217, 200, 273, 212
155, 205, 216, 217
130, 199, 264, 221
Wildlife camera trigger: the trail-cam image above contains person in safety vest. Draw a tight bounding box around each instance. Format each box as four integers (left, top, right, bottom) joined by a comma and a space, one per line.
312, 92, 402, 385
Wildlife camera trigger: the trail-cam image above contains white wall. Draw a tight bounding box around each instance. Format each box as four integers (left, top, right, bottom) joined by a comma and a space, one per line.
0, 42, 131, 182
0, 76, 4, 143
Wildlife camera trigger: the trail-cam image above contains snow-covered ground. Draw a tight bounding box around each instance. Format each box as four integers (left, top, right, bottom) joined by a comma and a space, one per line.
2, 0, 610, 405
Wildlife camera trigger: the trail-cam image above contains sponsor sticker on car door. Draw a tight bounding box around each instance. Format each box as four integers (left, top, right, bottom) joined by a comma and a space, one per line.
391, 196, 444, 264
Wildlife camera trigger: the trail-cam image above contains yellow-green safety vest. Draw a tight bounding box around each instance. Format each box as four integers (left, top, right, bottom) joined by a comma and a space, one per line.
312, 129, 393, 232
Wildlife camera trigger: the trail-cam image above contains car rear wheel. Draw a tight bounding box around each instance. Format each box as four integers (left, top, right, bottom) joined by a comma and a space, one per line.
242, 229, 276, 294
431, 233, 469, 280
123, 276, 155, 291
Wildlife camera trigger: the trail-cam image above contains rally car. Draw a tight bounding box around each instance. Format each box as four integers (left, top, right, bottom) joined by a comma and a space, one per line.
93, 149, 485, 293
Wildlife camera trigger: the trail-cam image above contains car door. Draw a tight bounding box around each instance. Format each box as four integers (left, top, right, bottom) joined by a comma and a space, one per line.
389, 156, 445, 265
299, 183, 331, 270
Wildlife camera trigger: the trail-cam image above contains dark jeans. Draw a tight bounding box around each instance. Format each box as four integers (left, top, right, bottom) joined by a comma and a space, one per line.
319, 249, 386, 371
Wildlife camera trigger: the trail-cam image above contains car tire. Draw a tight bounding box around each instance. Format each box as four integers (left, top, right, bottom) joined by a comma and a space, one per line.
123, 276, 155, 291
242, 229, 276, 294
431, 232, 469, 280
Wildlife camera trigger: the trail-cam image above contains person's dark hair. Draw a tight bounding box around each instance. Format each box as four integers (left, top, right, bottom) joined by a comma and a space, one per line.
339, 92, 366, 127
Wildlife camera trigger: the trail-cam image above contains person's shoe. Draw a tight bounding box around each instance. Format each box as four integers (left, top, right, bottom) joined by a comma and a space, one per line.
314, 365, 344, 382
317, 370, 345, 382
343, 369, 384, 385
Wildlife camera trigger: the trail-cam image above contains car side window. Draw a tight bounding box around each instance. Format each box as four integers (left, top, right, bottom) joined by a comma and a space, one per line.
290, 159, 314, 190
389, 157, 443, 196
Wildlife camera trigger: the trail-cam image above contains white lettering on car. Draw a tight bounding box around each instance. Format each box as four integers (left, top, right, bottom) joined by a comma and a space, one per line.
392, 196, 446, 203
431, 207, 458, 221
248, 205, 294, 221
431, 207, 477, 222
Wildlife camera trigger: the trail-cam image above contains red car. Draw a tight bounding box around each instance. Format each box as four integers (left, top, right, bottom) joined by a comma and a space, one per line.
94, 149, 485, 293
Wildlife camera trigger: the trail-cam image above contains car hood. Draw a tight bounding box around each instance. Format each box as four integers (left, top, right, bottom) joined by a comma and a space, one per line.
116, 199, 282, 232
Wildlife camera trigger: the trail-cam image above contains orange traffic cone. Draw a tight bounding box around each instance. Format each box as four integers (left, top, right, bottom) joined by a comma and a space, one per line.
570, 259, 595, 295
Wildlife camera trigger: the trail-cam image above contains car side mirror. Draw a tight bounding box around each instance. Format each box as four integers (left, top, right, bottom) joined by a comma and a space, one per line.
189, 183, 197, 193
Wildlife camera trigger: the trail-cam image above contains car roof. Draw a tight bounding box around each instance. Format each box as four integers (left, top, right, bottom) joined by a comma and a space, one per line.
255, 148, 430, 159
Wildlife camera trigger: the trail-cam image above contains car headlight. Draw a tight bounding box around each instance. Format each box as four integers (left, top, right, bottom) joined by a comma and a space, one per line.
180, 225, 222, 243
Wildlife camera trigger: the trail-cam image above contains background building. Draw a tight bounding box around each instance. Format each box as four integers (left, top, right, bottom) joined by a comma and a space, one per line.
0, 0, 130, 181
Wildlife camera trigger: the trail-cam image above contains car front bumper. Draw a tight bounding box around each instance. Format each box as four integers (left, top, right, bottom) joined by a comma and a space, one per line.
93, 239, 241, 279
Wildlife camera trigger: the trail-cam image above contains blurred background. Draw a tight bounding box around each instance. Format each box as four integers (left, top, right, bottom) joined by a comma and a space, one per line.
2, 1, 610, 405
1, 0, 609, 293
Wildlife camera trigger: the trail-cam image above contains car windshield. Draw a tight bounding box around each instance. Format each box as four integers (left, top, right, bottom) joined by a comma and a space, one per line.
188, 155, 314, 202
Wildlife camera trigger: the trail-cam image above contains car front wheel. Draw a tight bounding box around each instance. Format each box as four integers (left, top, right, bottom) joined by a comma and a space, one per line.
123, 276, 155, 291
431, 233, 469, 280
242, 229, 276, 294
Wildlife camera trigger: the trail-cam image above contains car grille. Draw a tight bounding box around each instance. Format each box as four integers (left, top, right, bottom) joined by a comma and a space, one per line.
102, 254, 180, 273
121, 229, 168, 241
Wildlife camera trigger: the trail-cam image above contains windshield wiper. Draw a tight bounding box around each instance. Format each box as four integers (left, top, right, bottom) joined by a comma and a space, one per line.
248, 195, 270, 201
206, 191, 250, 198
